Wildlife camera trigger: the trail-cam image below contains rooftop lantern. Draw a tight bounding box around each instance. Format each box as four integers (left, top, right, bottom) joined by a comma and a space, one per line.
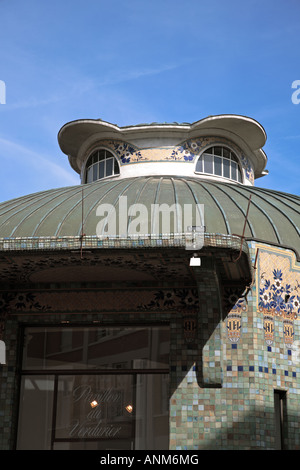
58, 114, 268, 187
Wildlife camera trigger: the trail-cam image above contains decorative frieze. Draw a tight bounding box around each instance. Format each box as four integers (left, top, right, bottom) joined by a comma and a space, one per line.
84, 136, 254, 184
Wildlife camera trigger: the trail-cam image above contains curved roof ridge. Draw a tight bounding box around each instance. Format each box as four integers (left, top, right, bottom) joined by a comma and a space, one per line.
174, 177, 205, 228
93, 177, 144, 238
202, 180, 256, 238
185, 178, 231, 233
56, 178, 123, 237
236, 185, 299, 240
2, 186, 78, 237
252, 185, 300, 205
219, 183, 282, 243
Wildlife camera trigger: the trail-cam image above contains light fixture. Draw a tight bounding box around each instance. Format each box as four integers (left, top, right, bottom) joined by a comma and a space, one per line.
90, 400, 98, 408
125, 404, 133, 413
189, 253, 201, 267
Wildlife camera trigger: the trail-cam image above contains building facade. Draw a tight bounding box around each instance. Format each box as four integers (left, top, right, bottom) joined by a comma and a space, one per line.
0, 115, 299, 450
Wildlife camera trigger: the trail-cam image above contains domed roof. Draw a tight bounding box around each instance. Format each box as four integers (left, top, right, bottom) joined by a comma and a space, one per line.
0, 176, 299, 256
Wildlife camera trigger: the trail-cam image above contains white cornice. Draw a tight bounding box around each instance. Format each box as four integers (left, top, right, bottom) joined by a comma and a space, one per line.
58, 114, 268, 179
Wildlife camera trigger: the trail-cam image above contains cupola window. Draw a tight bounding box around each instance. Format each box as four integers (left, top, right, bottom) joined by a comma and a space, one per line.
85, 149, 120, 183
195, 146, 242, 183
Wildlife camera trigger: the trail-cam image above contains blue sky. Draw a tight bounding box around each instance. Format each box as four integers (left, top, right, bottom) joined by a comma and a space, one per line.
0, 0, 299, 201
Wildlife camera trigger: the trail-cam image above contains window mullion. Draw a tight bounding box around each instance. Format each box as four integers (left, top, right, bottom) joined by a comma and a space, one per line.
196, 146, 241, 182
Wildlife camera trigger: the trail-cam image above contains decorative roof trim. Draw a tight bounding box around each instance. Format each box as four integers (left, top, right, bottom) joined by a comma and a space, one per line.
0, 232, 247, 254
58, 114, 268, 178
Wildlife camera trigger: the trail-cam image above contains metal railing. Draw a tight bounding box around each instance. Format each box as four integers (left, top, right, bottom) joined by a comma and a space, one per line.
0, 232, 247, 253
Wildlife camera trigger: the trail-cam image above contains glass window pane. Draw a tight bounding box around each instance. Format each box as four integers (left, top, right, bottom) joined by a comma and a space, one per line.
214, 156, 222, 176
195, 157, 203, 172
17, 372, 169, 450
231, 161, 237, 180
92, 152, 98, 163
230, 151, 238, 162
214, 146, 222, 156
203, 153, 213, 174
93, 164, 98, 181
223, 158, 230, 178
99, 161, 105, 179
55, 375, 135, 443
22, 326, 170, 370
223, 148, 230, 159
18, 326, 170, 451
204, 147, 212, 154
53, 373, 169, 450
17, 376, 54, 449
85, 150, 119, 181
106, 158, 113, 176
98, 149, 106, 161
135, 374, 169, 449
114, 159, 119, 175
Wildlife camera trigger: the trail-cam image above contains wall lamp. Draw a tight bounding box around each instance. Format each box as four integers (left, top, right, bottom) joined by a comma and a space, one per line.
189, 253, 201, 267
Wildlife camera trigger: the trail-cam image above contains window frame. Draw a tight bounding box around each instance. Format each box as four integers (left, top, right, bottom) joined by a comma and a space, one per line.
274, 389, 287, 450
194, 145, 243, 183
84, 148, 120, 183
16, 323, 170, 450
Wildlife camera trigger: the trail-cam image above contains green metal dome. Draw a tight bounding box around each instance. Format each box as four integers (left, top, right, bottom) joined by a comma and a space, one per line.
0, 176, 299, 255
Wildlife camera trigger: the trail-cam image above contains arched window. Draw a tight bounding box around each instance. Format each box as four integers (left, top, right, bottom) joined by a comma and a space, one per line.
85, 149, 120, 183
195, 146, 243, 183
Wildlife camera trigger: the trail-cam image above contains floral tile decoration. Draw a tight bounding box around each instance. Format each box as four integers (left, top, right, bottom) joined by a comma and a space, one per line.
256, 245, 300, 347
83, 136, 254, 184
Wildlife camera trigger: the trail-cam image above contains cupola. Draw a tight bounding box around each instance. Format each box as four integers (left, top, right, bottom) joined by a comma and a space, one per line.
58, 114, 268, 187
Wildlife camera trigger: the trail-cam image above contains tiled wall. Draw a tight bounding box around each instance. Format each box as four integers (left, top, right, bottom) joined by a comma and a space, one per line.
0, 242, 300, 450
170, 242, 300, 450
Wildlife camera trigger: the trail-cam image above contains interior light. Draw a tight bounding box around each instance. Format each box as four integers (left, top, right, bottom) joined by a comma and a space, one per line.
125, 404, 133, 413
90, 400, 98, 408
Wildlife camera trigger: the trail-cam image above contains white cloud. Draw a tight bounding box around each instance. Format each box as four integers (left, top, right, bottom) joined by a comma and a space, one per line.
95, 62, 187, 88
0, 136, 79, 186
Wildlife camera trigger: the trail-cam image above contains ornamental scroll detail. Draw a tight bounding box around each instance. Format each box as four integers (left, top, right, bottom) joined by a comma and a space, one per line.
257, 247, 300, 347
